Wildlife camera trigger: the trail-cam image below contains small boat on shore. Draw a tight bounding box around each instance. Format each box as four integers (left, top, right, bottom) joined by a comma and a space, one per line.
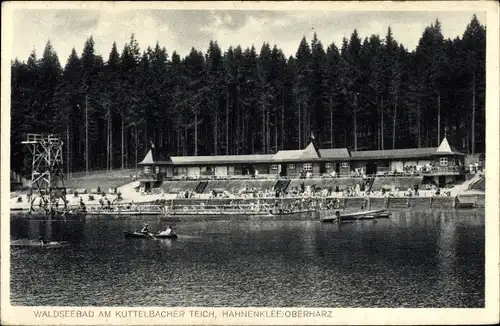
124, 231, 178, 239
321, 209, 391, 223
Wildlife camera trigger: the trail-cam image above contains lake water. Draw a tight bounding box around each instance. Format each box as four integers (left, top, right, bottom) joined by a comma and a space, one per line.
10, 210, 484, 307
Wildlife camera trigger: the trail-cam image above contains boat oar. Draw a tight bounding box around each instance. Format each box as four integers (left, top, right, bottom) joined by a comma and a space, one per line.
148, 233, 157, 240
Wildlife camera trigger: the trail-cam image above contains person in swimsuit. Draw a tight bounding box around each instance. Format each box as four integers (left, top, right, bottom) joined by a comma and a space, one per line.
161, 225, 173, 236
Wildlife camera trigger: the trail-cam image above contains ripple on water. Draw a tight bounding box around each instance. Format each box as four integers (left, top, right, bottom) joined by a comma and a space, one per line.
10, 210, 484, 307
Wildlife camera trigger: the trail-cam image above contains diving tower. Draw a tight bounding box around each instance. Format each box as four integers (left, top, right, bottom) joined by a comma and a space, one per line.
22, 133, 67, 212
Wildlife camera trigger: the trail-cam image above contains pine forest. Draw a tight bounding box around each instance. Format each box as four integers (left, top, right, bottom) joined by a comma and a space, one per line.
10, 15, 486, 174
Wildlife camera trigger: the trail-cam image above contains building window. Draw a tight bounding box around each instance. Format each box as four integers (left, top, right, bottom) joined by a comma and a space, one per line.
271, 164, 278, 170
341, 162, 348, 168
440, 157, 448, 166
325, 163, 332, 169
144, 166, 151, 174
160, 167, 166, 173
289, 164, 295, 170
155, 166, 160, 174
174, 167, 187, 175
303, 163, 312, 171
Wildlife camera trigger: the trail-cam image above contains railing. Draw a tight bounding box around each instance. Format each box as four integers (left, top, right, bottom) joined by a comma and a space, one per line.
413, 166, 464, 174
367, 166, 464, 178
155, 166, 468, 183
23, 133, 43, 143
22, 133, 62, 142
168, 174, 280, 181
167, 202, 315, 215
71, 203, 167, 214
171, 203, 272, 213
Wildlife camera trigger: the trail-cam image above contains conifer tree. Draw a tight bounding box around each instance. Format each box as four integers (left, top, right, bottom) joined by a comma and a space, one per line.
10, 15, 486, 175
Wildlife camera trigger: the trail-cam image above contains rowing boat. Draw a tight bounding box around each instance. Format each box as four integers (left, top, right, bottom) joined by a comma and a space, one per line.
123, 231, 178, 239
321, 209, 391, 223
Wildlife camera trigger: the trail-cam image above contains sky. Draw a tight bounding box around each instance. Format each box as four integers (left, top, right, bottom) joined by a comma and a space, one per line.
8, 4, 486, 66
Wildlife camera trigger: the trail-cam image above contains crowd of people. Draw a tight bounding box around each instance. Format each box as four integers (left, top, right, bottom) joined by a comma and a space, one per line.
94, 162, 486, 202
468, 162, 482, 174
139, 179, 452, 202
270, 197, 345, 213
349, 168, 367, 178
163, 180, 453, 200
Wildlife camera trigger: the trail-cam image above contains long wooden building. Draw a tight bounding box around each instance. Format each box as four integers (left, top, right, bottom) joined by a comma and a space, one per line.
138, 137, 466, 189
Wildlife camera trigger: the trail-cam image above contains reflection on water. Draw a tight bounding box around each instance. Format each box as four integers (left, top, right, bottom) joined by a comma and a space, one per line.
10, 210, 484, 307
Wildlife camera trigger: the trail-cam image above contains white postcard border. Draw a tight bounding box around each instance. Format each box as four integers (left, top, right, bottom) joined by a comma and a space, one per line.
1, 1, 499, 325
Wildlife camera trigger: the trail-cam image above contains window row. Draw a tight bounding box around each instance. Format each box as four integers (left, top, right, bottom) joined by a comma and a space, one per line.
145, 162, 352, 174
143, 160, 453, 175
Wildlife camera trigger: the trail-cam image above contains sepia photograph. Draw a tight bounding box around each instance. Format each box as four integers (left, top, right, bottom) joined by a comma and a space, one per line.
1, 1, 499, 325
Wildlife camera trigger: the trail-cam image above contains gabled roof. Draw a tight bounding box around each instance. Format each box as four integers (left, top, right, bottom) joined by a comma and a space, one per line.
318, 148, 351, 160
436, 137, 465, 155
350, 138, 465, 160
350, 147, 438, 160
303, 142, 321, 159
138, 147, 171, 165
273, 149, 304, 161
273, 142, 320, 162
138, 138, 465, 166
139, 149, 154, 164
437, 137, 452, 153
168, 154, 276, 165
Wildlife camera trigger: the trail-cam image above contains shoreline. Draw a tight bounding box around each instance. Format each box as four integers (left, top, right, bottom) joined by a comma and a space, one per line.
9, 192, 485, 216
166, 194, 485, 209
9, 207, 484, 223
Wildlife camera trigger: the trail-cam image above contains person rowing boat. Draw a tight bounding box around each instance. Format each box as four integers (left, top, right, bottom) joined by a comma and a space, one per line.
140, 224, 157, 240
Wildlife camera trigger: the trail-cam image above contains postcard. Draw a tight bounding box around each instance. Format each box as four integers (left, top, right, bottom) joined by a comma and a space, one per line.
1, 1, 499, 325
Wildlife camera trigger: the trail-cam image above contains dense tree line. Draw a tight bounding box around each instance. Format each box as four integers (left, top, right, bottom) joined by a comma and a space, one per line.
11, 15, 485, 175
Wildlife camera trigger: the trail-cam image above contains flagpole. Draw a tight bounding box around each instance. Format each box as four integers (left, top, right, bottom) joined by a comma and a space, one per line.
354, 93, 358, 152
85, 95, 89, 175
